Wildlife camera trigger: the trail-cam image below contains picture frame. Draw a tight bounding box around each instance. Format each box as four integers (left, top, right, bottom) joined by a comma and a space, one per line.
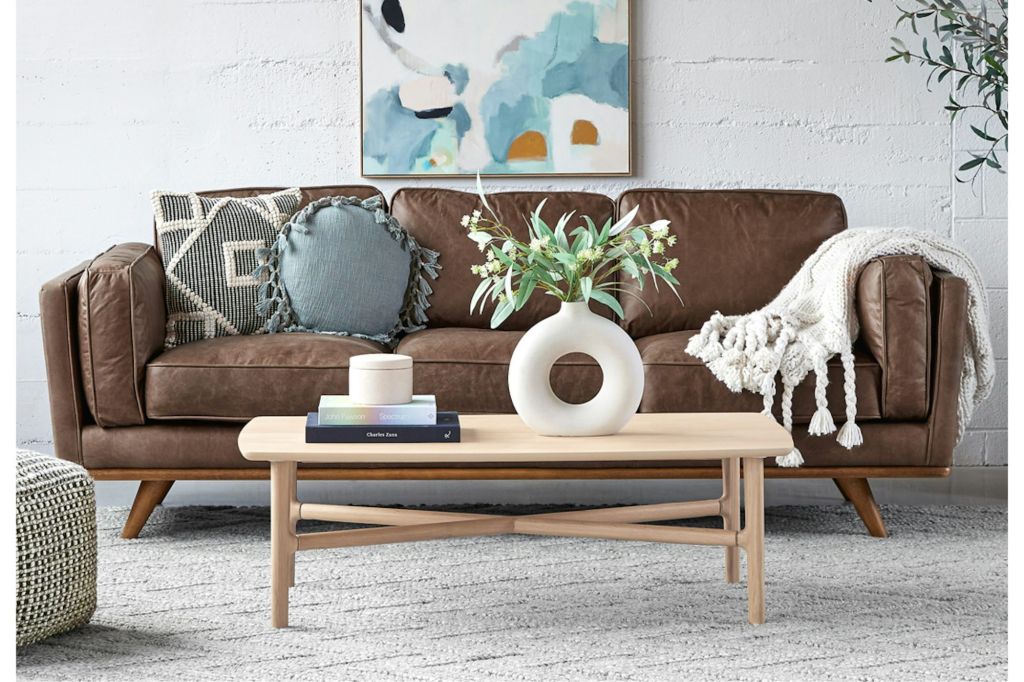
359, 0, 632, 178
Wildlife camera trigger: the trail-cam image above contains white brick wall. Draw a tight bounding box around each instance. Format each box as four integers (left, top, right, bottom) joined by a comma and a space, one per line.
16, 0, 1006, 465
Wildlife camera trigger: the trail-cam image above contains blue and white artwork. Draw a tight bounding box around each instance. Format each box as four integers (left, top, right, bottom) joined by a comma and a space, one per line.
361, 0, 631, 176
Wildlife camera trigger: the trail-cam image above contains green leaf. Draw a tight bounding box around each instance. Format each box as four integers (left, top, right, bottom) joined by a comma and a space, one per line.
554, 226, 570, 251
532, 267, 558, 288
640, 252, 659, 291
504, 266, 515, 300
476, 173, 497, 221
580, 276, 593, 302
467, 231, 491, 245
470, 277, 492, 314
554, 210, 576, 233
570, 230, 592, 254
971, 125, 998, 142
515, 274, 538, 310
608, 204, 640, 236
490, 298, 515, 329
553, 211, 575, 252
650, 263, 680, 286
622, 257, 642, 281
530, 202, 553, 239
530, 252, 557, 273
958, 157, 986, 171
589, 289, 624, 319
491, 245, 515, 267
569, 225, 589, 239
983, 53, 1004, 74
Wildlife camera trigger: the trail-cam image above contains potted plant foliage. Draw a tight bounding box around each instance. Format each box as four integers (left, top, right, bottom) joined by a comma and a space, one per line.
463, 178, 681, 436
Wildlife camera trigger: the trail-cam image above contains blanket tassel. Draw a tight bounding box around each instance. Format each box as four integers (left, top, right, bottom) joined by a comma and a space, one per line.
837, 420, 863, 449
775, 379, 803, 467
836, 350, 863, 449
809, 408, 836, 437
807, 362, 837, 436
776, 448, 804, 468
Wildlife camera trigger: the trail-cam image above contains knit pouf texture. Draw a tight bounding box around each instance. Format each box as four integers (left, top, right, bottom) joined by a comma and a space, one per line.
16, 450, 97, 647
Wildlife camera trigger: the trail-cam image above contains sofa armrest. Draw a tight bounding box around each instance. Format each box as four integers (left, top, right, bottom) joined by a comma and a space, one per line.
40, 260, 94, 464
926, 270, 969, 467
855, 255, 933, 420
77, 243, 166, 427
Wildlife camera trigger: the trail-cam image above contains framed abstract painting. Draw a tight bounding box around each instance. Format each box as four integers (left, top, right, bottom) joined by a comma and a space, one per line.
360, 0, 631, 177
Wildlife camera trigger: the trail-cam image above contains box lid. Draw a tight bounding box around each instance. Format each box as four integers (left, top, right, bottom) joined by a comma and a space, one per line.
350, 353, 412, 370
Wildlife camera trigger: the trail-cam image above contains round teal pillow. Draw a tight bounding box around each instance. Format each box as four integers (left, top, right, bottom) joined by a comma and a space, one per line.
255, 196, 439, 345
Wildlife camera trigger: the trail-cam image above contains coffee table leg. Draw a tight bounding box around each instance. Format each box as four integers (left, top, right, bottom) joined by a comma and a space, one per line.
742, 457, 765, 624
287, 464, 297, 588
271, 461, 297, 628
722, 458, 741, 583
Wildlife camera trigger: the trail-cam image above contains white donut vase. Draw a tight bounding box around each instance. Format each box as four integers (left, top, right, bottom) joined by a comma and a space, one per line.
508, 302, 644, 436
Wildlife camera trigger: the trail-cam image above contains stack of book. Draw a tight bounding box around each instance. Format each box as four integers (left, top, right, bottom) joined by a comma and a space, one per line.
305, 395, 461, 443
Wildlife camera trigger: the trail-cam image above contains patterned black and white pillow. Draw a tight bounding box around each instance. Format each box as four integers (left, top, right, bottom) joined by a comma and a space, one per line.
152, 188, 302, 348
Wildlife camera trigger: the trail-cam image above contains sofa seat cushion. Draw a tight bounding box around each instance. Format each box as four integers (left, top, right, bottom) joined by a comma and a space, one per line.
396, 328, 603, 413
145, 334, 387, 421
637, 331, 883, 422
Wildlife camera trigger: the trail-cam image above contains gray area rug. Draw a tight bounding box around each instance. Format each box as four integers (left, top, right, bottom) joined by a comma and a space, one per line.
17, 504, 1006, 681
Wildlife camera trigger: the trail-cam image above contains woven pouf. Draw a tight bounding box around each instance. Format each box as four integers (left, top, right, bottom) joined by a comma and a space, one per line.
16, 450, 97, 647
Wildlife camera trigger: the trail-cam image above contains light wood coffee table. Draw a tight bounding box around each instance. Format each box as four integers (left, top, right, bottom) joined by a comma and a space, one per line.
238, 413, 792, 628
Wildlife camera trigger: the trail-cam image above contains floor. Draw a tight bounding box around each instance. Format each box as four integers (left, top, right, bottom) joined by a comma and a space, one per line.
17, 503, 1007, 681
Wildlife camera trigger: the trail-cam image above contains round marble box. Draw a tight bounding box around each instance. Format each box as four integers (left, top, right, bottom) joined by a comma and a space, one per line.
348, 354, 413, 405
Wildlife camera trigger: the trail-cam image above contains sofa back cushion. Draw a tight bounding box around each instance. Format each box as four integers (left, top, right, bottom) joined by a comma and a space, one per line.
391, 188, 616, 330
617, 189, 847, 337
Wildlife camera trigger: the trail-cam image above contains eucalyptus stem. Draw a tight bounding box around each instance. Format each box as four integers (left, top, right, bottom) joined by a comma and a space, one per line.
463, 194, 682, 328
878, 0, 1009, 183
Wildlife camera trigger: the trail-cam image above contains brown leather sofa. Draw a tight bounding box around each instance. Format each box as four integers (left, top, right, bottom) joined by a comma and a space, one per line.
40, 186, 968, 539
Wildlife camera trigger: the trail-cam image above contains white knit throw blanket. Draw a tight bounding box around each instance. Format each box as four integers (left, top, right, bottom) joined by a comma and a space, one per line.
685, 228, 995, 467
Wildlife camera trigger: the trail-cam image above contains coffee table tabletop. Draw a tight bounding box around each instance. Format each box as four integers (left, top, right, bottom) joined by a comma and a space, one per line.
238, 412, 793, 629
238, 412, 793, 463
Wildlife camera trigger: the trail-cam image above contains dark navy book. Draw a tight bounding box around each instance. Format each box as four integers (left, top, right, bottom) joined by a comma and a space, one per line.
305, 411, 461, 443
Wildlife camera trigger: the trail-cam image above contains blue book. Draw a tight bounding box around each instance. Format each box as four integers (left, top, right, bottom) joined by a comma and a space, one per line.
305, 412, 460, 444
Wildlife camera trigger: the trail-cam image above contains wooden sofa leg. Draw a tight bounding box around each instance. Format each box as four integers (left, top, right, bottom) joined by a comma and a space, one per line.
122, 481, 175, 539
833, 478, 888, 538
833, 478, 853, 502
